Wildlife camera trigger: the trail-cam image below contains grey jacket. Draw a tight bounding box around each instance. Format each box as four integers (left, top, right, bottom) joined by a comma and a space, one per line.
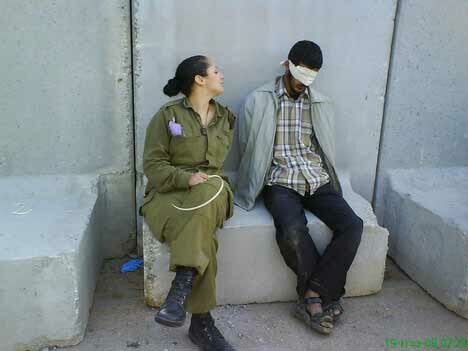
234, 80, 342, 211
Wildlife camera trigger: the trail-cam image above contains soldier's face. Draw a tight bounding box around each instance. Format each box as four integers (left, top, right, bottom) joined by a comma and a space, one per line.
205, 59, 224, 96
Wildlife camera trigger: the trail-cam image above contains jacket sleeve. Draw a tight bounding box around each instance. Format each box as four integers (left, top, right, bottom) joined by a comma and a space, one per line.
322, 101, 336, 161
143, 110, 192, 193
238, 94, 255, 157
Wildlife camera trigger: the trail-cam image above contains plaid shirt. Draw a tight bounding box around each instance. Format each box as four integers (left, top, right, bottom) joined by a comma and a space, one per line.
266, 77, 329, 196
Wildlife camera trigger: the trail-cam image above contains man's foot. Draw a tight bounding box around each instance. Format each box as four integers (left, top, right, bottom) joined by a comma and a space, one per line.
154, 267, 196, 327
323, 298, 344, 322
188, 312, 236, 351
294, 296, 334, 335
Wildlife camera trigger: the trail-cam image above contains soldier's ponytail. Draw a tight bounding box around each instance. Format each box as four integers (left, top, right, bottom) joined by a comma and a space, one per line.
163, 55, 209, 97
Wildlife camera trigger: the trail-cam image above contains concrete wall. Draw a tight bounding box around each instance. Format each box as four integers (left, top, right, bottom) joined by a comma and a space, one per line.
374, 0, 468, 219
0, 0, 135, 257
133, 0, 397, 227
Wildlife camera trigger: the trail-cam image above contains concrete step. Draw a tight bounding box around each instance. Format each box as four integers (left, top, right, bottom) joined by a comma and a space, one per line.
381, 167, 468, 319
0, 175, 103, 351
144, 175, 389, 306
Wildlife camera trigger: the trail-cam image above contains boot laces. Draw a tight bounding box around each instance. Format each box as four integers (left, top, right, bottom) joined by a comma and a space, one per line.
167, 272, 193, 305
201, 318, 226, 345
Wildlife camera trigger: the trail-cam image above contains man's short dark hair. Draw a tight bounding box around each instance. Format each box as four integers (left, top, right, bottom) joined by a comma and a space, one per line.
288, 40, 323, 70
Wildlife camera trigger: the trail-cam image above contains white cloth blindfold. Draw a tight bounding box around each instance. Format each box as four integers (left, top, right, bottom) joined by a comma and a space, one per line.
281, 60, 318, 86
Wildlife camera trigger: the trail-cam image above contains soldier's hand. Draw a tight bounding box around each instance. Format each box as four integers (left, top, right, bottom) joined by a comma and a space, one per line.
189, 172, 209, 187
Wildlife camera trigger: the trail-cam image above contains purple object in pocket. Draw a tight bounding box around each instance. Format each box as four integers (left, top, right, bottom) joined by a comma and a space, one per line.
169, 118, 183, 136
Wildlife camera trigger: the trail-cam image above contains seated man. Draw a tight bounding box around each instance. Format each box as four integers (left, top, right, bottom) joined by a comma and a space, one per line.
235, 40, 363, 335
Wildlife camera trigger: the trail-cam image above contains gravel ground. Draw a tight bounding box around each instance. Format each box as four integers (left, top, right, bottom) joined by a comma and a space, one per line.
55, 258, 468, 351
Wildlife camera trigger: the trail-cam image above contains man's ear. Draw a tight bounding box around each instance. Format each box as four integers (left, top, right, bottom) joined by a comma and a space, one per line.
194, 74, 205, 86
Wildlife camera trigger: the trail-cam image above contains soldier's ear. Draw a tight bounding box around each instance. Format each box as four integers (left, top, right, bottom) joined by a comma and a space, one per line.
194, 74, 206, 86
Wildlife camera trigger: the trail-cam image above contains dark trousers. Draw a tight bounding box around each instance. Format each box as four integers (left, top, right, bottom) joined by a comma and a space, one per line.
263, 183, 363, 303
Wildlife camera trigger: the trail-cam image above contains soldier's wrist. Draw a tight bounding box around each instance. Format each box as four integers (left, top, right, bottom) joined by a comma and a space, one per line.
176, 171, 193, 189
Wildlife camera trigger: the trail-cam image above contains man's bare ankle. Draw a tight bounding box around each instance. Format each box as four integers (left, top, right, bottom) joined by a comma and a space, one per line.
304, 290, 324, 315
305, 290, 320, 298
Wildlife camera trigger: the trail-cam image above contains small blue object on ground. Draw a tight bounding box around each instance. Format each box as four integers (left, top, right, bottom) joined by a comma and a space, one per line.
121, 258, 144, 273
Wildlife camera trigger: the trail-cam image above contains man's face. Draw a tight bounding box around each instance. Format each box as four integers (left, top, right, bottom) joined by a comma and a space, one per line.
286, 62, 319, 95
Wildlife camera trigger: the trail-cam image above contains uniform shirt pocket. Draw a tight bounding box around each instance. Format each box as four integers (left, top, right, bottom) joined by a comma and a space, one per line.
169, 135, 205, 165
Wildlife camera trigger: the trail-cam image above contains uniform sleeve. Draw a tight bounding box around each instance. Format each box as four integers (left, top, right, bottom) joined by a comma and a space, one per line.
143, 110, 193, 193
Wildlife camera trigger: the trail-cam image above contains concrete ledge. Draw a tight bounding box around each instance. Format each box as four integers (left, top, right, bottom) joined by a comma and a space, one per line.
381, 167, 468, 319
0, 175, 103, 351
144, 175, 389, 307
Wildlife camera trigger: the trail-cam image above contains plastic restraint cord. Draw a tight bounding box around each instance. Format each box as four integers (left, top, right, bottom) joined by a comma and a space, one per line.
172, 175, 224, 211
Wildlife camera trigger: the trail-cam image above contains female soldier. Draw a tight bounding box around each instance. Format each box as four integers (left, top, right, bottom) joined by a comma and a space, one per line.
141, 55, 236, 351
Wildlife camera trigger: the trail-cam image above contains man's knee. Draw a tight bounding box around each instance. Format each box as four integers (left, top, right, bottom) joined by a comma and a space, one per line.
276, 223, 308, 251
353, 215, 363, 233
345, 215, 363, 246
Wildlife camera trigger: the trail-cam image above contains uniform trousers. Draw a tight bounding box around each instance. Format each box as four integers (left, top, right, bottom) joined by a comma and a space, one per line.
143, 177, 232, 313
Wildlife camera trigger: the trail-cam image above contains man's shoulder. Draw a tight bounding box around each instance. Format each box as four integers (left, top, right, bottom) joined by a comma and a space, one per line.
308, 87, 331, 103
245, 80, 276, 106
252, 80, 277, 94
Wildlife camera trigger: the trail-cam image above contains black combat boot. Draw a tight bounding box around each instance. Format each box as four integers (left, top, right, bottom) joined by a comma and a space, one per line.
154, 266, 196, 327
188, 312, 236, 351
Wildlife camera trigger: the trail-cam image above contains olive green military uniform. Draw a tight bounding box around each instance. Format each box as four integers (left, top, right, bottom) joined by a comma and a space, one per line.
141, 97, 235, 314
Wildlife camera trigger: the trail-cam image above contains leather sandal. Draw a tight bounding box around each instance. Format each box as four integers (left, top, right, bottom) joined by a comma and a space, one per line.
323, 298, 344, 322
294, 297, 334, 335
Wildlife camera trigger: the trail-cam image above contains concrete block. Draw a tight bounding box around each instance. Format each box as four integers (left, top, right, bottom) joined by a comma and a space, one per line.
144, 175, 388, 306
374, 0, 468, 220
381, 168, 468, 319
98, 171, 136, 258
0, 0, 135, 259
0, 175, 103, 351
